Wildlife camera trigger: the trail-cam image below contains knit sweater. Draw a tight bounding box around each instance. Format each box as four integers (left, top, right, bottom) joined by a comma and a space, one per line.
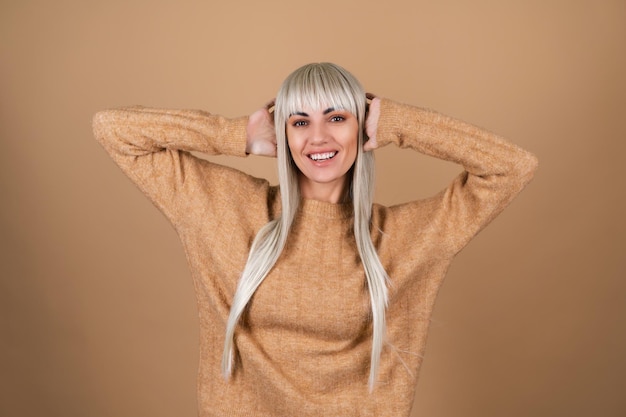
93, 99, 537, 417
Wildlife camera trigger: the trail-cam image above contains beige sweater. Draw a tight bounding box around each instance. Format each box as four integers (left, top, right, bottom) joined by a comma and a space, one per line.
93, 99, 537, 417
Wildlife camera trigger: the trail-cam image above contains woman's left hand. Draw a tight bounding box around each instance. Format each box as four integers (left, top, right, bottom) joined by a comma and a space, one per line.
364, 96, 381, 152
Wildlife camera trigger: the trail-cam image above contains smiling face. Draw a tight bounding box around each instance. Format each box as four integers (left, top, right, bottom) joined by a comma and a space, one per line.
286, 106, 359, 203
274, 63, 367, 205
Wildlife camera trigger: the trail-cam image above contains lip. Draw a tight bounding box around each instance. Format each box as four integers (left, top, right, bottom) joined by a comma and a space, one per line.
306, 150, 338, 166
309, 150, 337, 159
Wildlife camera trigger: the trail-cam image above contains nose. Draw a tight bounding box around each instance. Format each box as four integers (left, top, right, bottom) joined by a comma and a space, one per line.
310, 121, 329, 145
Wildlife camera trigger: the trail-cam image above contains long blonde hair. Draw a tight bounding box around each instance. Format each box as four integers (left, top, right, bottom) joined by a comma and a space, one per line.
222, 63, 389, 390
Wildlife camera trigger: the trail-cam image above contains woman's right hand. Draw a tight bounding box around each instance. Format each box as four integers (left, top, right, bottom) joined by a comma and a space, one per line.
246, 101, 276, 157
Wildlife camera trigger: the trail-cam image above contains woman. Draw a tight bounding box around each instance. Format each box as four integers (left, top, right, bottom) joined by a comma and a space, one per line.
93, 62, 537, 417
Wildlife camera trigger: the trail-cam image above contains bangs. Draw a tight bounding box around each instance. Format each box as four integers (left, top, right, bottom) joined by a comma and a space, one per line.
275, 63, 364, 121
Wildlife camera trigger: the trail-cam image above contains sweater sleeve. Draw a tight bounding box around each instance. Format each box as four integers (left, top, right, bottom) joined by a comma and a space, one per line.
376, 99, 538, 256
92, 106, 252, 225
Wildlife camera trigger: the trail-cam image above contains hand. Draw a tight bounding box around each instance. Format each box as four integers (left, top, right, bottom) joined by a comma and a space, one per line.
364, 95, 381, 152
246, 100, 276, 157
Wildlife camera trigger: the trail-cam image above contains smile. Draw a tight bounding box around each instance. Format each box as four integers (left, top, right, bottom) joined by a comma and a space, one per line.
308, 151, 337, 161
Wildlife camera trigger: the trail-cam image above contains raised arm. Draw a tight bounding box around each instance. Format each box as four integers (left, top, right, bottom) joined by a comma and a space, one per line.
369, 98, 538, 255
93, 107, 250, 158
92, 107, 252, 223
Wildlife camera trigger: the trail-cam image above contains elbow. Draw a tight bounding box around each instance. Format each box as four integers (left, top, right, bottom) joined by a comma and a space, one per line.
520, 151, 539, 184
92, 110, 110, 144
503, 150, 538, 193
92, 109, 122, 146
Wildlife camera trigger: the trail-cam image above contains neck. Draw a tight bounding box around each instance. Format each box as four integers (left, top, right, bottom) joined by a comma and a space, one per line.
298, 175, 350, 204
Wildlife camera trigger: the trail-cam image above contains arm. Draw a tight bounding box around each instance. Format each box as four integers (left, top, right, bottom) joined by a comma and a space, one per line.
92, 106, 253, 224
93, 107, 250, 158
368, 98, 538, 254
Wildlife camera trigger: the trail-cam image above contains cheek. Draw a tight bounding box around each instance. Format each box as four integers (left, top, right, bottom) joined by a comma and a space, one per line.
284, 130, 295, 152
286, 137, 299, 161
345, 131, 359, 161
348, 144, 358, 166
287, 131, 311, 163
285, 129, 299, 151
346, 122, 359, 148
285, 136, 305, 170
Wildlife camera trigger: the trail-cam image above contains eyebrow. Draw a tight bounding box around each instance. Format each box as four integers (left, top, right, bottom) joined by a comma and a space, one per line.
290, 107, 337, 117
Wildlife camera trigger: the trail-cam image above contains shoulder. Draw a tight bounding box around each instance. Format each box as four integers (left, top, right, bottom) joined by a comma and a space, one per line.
173, 153, 280, 228
371, 197, 441, 230
192, 155, 275, 202
370, 194, 457, 258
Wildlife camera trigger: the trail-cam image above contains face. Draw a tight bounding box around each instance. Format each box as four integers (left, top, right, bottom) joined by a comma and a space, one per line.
286, 106, 359, 203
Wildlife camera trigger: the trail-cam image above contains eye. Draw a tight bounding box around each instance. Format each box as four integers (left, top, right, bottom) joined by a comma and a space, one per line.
330, 115, 345, 122
293, 120, 308, 127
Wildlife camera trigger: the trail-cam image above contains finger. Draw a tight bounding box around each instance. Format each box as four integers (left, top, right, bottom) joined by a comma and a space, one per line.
363, 142, 375, 152
365, 93, 377, 116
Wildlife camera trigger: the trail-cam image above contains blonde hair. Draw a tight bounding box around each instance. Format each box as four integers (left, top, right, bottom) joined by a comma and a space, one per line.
222, 63, 389, 390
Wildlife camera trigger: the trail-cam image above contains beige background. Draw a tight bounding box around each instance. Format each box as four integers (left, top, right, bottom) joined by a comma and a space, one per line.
1, 1, 624, 416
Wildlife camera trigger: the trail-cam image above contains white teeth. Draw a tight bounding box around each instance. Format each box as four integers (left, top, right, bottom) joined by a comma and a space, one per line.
309, 152, 336, 161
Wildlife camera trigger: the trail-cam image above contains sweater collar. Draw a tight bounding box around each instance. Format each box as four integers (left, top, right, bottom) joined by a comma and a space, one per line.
298, 198, 353, 220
